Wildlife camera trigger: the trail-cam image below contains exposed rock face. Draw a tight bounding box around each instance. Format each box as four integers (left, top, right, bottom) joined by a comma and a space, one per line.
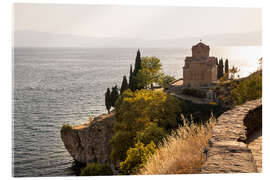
200, 99, 262, 173
61, 113, 115, 164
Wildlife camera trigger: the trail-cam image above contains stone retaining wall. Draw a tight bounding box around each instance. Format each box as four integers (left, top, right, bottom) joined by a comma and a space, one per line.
200, 99, 262, 173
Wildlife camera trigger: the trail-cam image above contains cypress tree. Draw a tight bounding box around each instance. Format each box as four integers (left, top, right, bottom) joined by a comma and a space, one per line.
220, 59, 224, 78
129, 64, 133, 84
105, 88, 111, 114
133, 49, 142, 75
129, 50, 143, 91
215, 57, 218, 66
225, 59, 229, 79
133, 49, 144, 90
218, 58, 224, 79
110, 85, 119, 107
129, 64, 134, 90
120, 75, 129, 94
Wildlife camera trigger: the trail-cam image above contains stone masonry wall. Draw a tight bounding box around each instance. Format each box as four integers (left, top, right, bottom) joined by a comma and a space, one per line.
200, 99, 262, 173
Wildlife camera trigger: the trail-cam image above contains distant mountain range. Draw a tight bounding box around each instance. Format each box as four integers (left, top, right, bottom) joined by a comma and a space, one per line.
14, 30, 261, 48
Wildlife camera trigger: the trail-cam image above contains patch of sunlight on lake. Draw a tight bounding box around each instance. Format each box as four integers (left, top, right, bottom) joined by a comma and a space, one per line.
211, 46, 262, 78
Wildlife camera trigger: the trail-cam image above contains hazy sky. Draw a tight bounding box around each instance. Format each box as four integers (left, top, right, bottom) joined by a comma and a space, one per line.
14, 3, 261, 39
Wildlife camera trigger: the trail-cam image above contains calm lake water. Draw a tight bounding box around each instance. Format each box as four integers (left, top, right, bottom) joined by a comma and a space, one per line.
13, 46, 261, 177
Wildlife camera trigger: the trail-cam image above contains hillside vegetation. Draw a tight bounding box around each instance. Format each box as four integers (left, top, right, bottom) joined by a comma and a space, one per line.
218, 70, 262, 107
140, 114, 215, 174
110, 89, 184, 174
139, 69, 262, 175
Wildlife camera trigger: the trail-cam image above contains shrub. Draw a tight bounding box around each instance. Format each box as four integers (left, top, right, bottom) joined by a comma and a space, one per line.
136, 123, 167, 145
61, 124, 72, 134
110, 89, 182, 163
139, 114, 216, 175
110, 130, 135, 162
182, 88, 206, 98
115, 89, 182, 131
120, 141, 157, 174
80, 163, 113, 176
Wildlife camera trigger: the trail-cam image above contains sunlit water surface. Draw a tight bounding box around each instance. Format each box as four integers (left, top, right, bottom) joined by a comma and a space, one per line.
13, 46, 261, 177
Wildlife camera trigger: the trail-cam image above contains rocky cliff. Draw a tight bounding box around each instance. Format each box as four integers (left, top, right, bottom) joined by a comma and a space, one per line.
60, 113, 115, 164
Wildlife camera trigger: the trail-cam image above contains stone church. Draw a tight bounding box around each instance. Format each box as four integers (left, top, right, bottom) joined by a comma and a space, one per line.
183, 42, 217, 87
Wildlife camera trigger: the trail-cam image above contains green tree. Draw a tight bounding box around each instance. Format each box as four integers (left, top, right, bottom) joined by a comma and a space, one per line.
120, 75, 129, 94
133, 49, 142, 75
110, 85, 119, 108
158, 75, 176, 89
105, 88, 111, 114
225, 59, 229, 80
119, 141, 157, 175
215, 57, 218, 65
129, 64, 134, 89
80, 163, 113, 176
217, 58, 224, 79
129, 49, 143, 91
135, 56, 163, 89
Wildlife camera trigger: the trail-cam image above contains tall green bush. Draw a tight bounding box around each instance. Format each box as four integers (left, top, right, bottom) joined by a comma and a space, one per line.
119, 141, 157, 175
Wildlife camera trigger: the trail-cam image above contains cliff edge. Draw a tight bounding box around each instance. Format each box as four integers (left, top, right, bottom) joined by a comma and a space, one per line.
60, 113, 115, 164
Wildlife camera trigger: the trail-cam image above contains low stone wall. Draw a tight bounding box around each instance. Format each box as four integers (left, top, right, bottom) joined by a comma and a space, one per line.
200, 99, 262, 173
244, 105, 262, 140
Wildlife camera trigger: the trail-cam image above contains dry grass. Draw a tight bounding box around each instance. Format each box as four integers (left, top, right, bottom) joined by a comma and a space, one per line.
139, 114, 216, 175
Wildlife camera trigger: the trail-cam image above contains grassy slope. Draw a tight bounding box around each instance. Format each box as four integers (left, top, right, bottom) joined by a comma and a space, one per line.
140, 115, 215, 174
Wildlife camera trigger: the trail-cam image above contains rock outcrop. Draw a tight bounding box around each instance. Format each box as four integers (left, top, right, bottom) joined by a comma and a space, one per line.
61, 113, 115, 164
200, 99, 262, 173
